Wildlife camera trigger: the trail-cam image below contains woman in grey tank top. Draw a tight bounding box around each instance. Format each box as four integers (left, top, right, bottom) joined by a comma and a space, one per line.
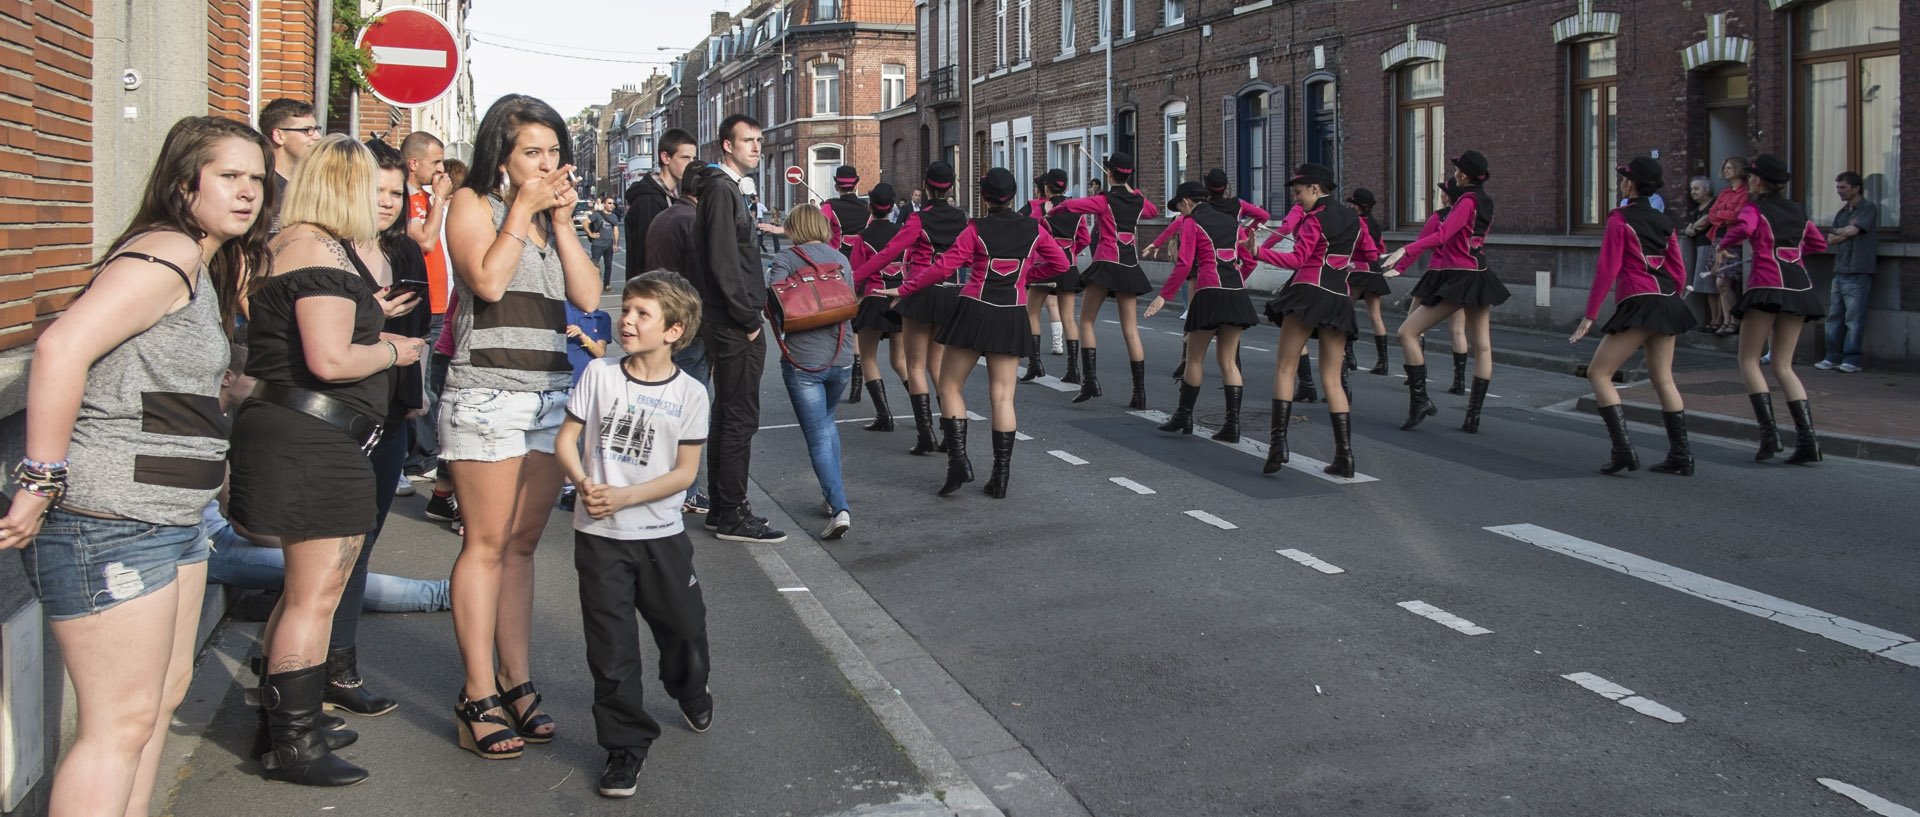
0, 116, 269, 817
439, 95, 606, 758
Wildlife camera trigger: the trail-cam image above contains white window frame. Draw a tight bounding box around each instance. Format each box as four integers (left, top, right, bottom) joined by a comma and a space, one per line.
815, 0, 839, 21
996, 0, 1009, 68
1018, 0, 1032, 63
808, 144, 844, 204
1122, 0, 1134, 37
1164, 0, 1183, 26
882, 63, 908, 110
919, 6, 931, 76
1060, 0, 1075, 54
813, 62, 841, 116
1096, 0, 1110, 44
1164, 101, 1187, 200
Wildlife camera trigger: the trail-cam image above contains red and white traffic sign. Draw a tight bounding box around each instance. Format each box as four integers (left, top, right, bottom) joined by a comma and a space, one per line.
784, 166, 805, 185
357, 7, 461, 108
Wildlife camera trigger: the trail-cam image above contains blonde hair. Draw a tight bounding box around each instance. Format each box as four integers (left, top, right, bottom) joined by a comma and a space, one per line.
629, 269, 703, 353
278, 134, 378, 242
784, 204, 831, 246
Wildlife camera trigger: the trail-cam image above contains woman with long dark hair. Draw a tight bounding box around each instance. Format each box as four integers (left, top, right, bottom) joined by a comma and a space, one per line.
441, 94, 604, 758
1057, 153, 1159, 409
847, 182, 910, 431
1146, 181, 1259, 441
0, 115, 266, 816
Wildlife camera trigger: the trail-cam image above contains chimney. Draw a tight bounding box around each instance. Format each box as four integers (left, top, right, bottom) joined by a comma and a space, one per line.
711, 11, 731, 32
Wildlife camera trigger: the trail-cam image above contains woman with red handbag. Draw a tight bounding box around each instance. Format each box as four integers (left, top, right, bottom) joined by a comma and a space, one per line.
875, 169, 1071, 499
766, 205, 859, 539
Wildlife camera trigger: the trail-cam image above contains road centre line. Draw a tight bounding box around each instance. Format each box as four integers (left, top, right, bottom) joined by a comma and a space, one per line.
1102, 319, 1121, 324
1485, 524, 1920, 668
760, 416, 910, 431
1048, 449, 1089, 465
1397, 600, 1493, 635
966, 410, 987, 421
777, 587, 809, 592
1818, 779, 1920, 817
1015, 431, 1034, 441
1560, 672, 1687, 724
1109, 476, 1156, 494
1276, 549, 1345, 574
1242, 345, 1272, 352
1029, 375, 1080, 392
1127, 410, 1380, 484
1184, 510, 1238, 530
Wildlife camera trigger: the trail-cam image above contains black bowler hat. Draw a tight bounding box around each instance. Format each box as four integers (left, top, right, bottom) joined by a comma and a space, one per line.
1286, 162, 1338, 191
1451, 150, 1490, 182
867, 182, 896, 211
925, 161, 955, 190
1746, 153, 1791, 185
1615, 156, 1665, 191
1104, 152, 1134, 176
834, 165, 859, 188
1347, 187, 1377, 208
981, 168, 1019, 202
1041, 168, 1069, 189
1165, 179, 1210, 212
1204, 168, 1230, 193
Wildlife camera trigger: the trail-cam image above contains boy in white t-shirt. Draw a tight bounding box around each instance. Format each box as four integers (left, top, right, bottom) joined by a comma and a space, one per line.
554, 271, 712, 799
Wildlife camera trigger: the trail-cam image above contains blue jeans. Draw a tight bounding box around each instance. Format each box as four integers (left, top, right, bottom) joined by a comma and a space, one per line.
672, 335, 712, 502
206, 521, 450, 612
1823, 273, 1871, 367
407, 313, 445, 475
780, 362, 851, 514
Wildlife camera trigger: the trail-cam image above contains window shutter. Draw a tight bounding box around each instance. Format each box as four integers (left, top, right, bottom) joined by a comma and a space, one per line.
1266, 86, 1288, 213
1221, 96, 1236, 187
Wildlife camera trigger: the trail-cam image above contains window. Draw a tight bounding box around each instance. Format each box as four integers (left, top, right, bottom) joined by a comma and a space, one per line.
1305, 79, 1335, 168
1239, 91, 1267, 211
997, 0, 1009, 67
1571, 38, 1619, 229
1051, 138, 1086, 195
940, 117, 961, 172
1122, 0, 1134, 37
1794, 0, 1899, 226
1019, 0, 1032, 62
1061, 0, 1075, 53
919, 6, 930, 76
1115, 108, 1136, 159
1396, 61, 1445, 227
1014, 134, 1032, 200
1165, 0, 1183, 26
944, 0, 958, 69
813, 63, 840, 116
809, 145, 842, 204
882, 63, 907, 110
1164, 102, 1187, 200
815, 0, 839, 21
1097, 0, 1110, 44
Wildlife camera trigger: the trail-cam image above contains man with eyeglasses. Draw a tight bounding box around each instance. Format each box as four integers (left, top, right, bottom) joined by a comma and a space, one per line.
259, 98, 322, 233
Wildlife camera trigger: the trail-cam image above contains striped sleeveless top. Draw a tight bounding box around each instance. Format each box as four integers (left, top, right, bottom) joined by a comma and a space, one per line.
445, 195, 574, 393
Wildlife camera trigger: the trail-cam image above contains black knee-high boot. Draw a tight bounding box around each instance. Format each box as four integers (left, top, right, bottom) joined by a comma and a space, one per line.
1400, 364, 1437, 430
1370, 335, 1390, 375
1344, 335, 1358, 371
848, 354, 863, 402
1648, 410, 1695, 476
1339, 363, 1352, 403
1324, 412, 1355, 478
1212, 385, 1243, 443
1784, 399, 1822, 465
258, 666, 370, 787
1448, 352, 1469, 395
907, 393, 938, 454
1263, 400, 1292, 474
865, 380, 895, 431
983, 430, 1016, 498
1597, 403, 1639, 474
1128, 360, 1148, 410
1171, 338, 1187, 380
1462, 377, 1491, 433
1295, 353, 1318, 403
1072, 347, 1102, 403
1748, 393, 1782, 461
1061, 339, 1082, 383
1021, 336, 1045, 381
1159, 381, 1199, 434
938, 418, 973, 495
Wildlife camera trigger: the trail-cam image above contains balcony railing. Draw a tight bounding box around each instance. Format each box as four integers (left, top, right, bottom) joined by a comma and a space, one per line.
925, 65, 960, 107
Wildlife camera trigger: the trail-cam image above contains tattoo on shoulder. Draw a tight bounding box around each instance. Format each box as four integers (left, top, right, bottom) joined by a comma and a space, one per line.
324, 241, 353, 270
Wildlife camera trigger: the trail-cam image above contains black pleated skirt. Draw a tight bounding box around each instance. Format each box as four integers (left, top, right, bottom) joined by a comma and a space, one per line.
1265, 284, 1358, 336
1348, 269, 1394, 297
1733, 286, 1825, 320
935, 298, 1035, 357
852, 295, 901, 335
1602, 293, 1700, 336
1081, 260, 1151, 296
896, 283, 961, 325
1185, 287, 1260, 332
1030, 263, 1083, 294
1414, 268, 1511, 308
227, 400, 377, 538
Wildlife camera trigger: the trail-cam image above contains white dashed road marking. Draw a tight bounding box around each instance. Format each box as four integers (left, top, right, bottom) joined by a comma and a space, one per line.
1108, 477, 1155, 494
1127, 410, 1379, 484
1486, 524, 1920, 668
1184, 510, 1238, 530
777, 587, 810, 593
761, 416, 910, 431
1560, 672, 1687, 724
1397, 600, 1492, 636
1015, 431, 1033, 441
966, 410, 987, 421
1818, 779, 1920, 817
1047, 450, 1089, 465
1028, 375, 1080, 392
1276, 549, 1345, 574
1242, 345, 1271, 352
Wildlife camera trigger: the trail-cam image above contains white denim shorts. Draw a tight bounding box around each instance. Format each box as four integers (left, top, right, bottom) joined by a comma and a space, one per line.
438, 387, 568, 462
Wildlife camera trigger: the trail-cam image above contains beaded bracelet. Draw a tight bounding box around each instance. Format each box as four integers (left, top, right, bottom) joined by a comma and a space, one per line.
381, 340, 398, 369
12, 458, 69, 503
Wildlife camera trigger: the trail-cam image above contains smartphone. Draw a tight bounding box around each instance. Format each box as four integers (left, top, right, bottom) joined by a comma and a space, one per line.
385, 279, 429, 299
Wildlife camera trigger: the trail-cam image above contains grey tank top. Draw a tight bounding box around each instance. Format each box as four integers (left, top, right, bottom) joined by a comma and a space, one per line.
64, 252, 231, 525
445, 195, 574, 393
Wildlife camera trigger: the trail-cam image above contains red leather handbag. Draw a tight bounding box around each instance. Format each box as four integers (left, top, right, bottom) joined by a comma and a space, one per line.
767, 246, 859, 331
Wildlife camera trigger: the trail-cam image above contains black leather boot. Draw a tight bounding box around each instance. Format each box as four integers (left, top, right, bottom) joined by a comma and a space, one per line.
1400, 364, 1437, 430
848, 355, 863, 402
252, 657, 355, 756
983, 430, 1016, 498
1128, 360, 1148, 409
1170, 359, 1186, 381
937, 418, 973, 495
1448, 352, 1469, 395
1263, 400, 1292, 474
1021, 336, 1045, 381
1344, 336, 1358, 371
1370, 335, 1390, 375
1324, 412, 1355, 478
1159, 381, 1199, 434
1212, 385, 1243, 443
324, 647, 397, 717
1462, 377, 1491, 433
1748, 392, 1782, 461
865, 380, 895, 431
1597, 404, 1639, 474
1784, 399, 1822, 465
259, 666, 370, 787
1648, 410, 1695, 476
1061, 339, 1082, 384
1072, 347, 1101, 403
1339, 363, 1352, 402
1295, 353, 1318, 403
908, 393, 938, 455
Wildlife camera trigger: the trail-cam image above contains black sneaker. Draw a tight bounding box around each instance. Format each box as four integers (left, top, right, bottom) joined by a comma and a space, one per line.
424, 492, 460, 522
557, 486, 576, 512
715, 516, 787, 543
703, 506, 767, 531
680, 693, 713, 733
598, 748, 643, 798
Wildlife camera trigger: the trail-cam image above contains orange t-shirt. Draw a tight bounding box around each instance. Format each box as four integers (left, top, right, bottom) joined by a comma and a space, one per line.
409, 190, 451, 314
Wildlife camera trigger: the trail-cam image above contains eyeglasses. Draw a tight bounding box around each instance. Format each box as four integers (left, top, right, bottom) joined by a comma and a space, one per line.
278, 126, 322, 137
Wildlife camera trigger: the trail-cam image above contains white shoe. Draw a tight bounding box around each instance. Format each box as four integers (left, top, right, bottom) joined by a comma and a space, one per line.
395, 475, 415, 497
821, 510, 851, 541
1814, 359, 1836, 370
1837, 363, 1861, 373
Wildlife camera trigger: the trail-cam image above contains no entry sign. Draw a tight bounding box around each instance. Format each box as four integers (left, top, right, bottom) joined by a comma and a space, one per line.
785, 166, 805, 185
357, 7, 461, 107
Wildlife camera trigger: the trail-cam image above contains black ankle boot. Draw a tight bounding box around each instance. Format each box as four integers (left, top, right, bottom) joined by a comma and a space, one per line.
1263, 400, 1293, 474
908, 393, 938, 455
1159, 382, 1200, 434
1061, 340, 1082, 384
865, 380, 895, 431
1344, 336, 1358, 371
1783, 399, 1822, 465
848, 355, 863, 402
1748, 393, 1782, 461
937, 418, 973, 495
1462, 377, 1491, 433
1324, 412, 1355, 478
1295, 353, 1318, 403
983, 430, 1016, 498
259, 666, 370, 787
1400, 364, 1437, 430
1212, 385, 1243, 443
1021, 336, 1045, 381
1648, 410, 1695, 476
1370, 335, 1390, 375
324, 647, 397, 717
1597, 404, 1639, 474
1128, 360, 1148, 409
1448, 352, 1469, 395
1072, 347, 1102, 403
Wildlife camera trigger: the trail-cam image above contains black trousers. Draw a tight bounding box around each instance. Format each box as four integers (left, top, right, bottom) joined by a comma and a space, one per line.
700, 322, 765, 516
592, 242, 616, 287
574, 529, 710, 755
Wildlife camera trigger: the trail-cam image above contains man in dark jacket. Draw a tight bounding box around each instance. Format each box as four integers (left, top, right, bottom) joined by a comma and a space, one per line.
623, 128, 698, 282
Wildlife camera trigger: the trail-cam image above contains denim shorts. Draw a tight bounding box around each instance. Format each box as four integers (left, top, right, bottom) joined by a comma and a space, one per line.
20, 509, 210, 621
439, 386, 568, 462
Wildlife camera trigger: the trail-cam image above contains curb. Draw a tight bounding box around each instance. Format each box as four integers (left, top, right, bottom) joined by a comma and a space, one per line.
1572, 395, 1920, 467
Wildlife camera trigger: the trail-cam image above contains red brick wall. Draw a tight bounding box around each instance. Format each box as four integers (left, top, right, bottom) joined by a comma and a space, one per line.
1, 0, 93, 350
356, 93, 411, 146
257, 0, 316, 104
207, 0, 250, 119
